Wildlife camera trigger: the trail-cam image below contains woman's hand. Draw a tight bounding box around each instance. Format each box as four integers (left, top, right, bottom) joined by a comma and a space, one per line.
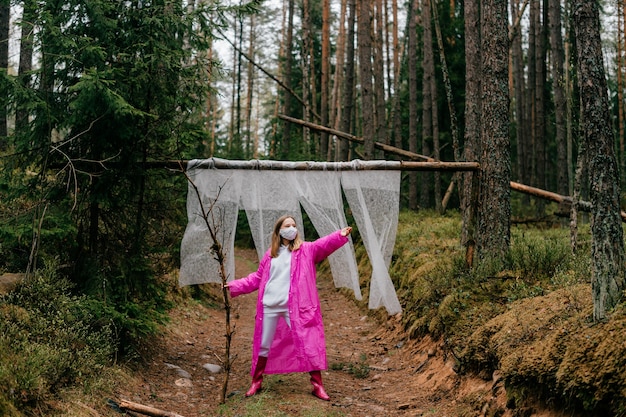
340, 226, 352, 237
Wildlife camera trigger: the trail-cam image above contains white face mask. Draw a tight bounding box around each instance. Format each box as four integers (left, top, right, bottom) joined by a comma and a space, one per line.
279, 226, 298, 241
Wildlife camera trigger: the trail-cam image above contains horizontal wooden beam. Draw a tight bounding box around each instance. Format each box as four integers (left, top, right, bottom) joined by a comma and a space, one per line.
56, 157, 477, 172
175, 158, 480, 172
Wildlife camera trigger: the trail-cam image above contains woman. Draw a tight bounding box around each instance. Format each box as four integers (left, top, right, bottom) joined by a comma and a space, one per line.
226, 214, 352, 401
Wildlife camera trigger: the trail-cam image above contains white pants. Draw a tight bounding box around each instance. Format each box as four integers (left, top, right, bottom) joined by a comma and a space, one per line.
259, 310, 291, 357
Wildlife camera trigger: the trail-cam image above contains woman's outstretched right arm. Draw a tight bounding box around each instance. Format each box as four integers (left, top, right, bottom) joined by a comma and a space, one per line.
225, 254, 268, 297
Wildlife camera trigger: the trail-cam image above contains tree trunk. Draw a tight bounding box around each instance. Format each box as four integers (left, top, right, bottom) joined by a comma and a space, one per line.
407, 0, 419, 210
207, 44, 217, 157
432, 1, 460, 161
16, 1, 36, 135
391, 0, 404, 153
526, 0, 537, 200
252, 91, 260, 159
374, 0, 387, 154
564, 1, 574, 195
302, 0, 315, 157
570, 139, 587, 253
462, 0, 481, 246
357, 0, 376, 160
384, 0, 392, 111
245, 14, 256, 159
270, 0, 289, 158
511, 0, 525, 185
549, 0, 568, 198
321, 0, 330, 160
618, 0, 625, 185
534, 0, 547, 215
477, 0, 511, 259
0, 0, 8, 147
432, 0, 460, 213
331, 0, 347, 160
572, 0, 625, 321
228, 25, 236, 156
428, 0, 441, 212
227, 13, 243, 159
234, 13, 244, 158
281, 0, 295, 158
421, 0, 434, 209
339, 0, 357, 161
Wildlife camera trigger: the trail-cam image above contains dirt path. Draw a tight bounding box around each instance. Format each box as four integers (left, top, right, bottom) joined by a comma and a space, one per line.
115, 248, 518, 417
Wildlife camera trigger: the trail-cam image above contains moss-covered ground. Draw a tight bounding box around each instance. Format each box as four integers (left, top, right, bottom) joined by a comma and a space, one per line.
363, 209, 626, 416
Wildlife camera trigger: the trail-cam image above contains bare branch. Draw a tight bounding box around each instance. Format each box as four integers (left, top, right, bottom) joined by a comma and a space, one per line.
179, 162, 235, 404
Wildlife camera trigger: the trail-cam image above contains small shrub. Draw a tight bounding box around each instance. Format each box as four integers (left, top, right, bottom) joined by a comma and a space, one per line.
0, 259, 115, 412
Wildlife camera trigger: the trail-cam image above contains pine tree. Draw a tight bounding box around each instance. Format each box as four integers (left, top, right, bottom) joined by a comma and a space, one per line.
3, 0, 223, 347
0, 0, 8, 147
476, 0, 511, 259
572, 0, 625, 321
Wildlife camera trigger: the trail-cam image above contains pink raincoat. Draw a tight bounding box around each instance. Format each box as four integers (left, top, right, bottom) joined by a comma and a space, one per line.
228, 230, 349, 375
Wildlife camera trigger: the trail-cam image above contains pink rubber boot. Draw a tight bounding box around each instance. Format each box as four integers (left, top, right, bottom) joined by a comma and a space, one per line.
245, 356, 267, 397
309, 370, 330, 401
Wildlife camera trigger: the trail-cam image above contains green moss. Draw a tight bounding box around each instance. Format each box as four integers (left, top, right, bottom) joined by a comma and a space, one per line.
375, 210, 626, 415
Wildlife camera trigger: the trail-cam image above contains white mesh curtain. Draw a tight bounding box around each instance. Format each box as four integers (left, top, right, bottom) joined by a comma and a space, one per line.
179, 159, 402, 314
295, 171, 362, 299
342, 169, 402, 314
179, 160, 241, 285
239, 170, 304, 260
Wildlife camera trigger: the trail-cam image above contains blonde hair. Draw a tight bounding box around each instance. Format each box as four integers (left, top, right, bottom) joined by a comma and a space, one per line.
270, 214, 302, 257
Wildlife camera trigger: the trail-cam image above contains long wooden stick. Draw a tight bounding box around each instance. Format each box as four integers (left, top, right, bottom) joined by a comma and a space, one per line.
173, 157, 478, 172
67, 157, 479, 173
278, 114, 435, 161
118, 399, 184, 417
180, 163, 234, 404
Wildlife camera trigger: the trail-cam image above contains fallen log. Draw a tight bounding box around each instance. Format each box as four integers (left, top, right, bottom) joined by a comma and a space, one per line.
509, 181, 626, 222
510, 181, 574, 205
118, 399, 185, 417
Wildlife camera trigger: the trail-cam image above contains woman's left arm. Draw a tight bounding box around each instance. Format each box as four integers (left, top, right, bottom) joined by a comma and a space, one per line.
311, 227, 352, 263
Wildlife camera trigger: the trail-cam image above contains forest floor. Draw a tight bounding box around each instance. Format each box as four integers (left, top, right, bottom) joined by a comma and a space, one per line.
112, 248, 570, 417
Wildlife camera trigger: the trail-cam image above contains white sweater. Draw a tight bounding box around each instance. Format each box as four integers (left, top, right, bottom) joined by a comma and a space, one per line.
263, 245, 292, 312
